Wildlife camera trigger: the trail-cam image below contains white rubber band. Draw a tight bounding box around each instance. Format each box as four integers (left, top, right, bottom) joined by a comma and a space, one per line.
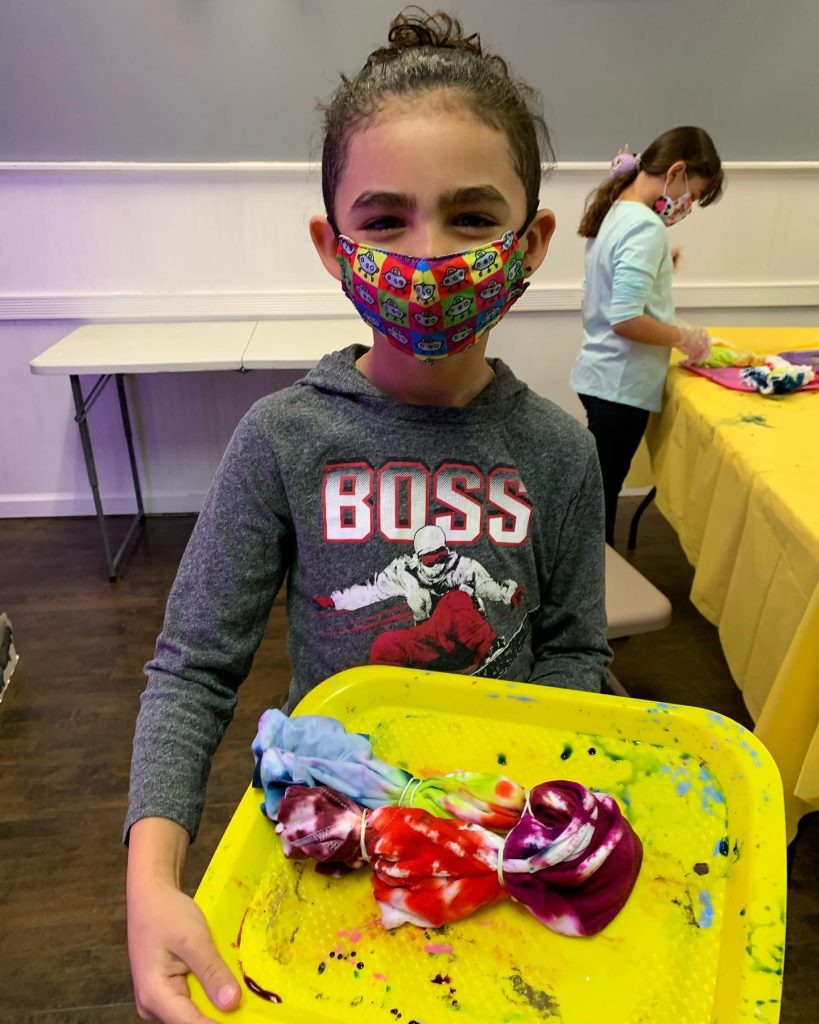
496, 836, 507, 887
398, 777, 421, 807
523, 789, 533, 818
359, 810, 370, 863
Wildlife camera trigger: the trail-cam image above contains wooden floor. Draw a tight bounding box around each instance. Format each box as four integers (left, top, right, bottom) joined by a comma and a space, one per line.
0, 500, 816, 1023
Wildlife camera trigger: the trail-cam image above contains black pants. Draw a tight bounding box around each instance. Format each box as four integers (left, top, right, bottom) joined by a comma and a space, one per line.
579, 394, 650, 546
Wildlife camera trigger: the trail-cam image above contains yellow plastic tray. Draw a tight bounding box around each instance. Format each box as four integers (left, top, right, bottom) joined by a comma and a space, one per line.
192, 667, 786, 1023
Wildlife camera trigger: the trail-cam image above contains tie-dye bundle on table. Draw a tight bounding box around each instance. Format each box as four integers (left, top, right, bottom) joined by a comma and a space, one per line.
252, 710, 643, 937
740, 355, 816, 395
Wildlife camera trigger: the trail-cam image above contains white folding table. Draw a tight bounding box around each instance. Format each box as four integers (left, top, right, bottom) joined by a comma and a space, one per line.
30, 319, 369, 578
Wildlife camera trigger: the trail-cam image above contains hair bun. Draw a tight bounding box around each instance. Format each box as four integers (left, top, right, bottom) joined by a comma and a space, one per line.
364, 7, 493, 69
388, 7, 482, 53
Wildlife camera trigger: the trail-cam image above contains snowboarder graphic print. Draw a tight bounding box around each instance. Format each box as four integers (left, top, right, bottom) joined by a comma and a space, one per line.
315, 460, 534, 677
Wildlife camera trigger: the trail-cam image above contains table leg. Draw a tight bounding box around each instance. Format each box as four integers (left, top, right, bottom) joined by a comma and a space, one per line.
70, 373, 145, 581
627, 486, 657, 551
116, 374, 145, 517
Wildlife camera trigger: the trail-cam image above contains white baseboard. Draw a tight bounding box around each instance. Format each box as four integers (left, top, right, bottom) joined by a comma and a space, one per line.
0, 491, 206, 518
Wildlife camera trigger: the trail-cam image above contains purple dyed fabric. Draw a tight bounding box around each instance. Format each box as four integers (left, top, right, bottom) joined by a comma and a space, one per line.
501, 780, 643, 936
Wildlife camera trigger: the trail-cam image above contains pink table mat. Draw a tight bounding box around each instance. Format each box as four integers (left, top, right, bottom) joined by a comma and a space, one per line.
680, 362, 819, 392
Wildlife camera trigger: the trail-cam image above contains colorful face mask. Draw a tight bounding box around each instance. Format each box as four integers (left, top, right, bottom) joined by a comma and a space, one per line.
653, 171, 692, 227
336, 229, 529, 361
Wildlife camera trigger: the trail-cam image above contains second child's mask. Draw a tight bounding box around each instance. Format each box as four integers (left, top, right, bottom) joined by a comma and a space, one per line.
653, 172, 692, 227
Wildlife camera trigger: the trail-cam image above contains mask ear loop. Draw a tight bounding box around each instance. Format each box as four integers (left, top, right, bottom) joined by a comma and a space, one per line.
515, 204, 539, 239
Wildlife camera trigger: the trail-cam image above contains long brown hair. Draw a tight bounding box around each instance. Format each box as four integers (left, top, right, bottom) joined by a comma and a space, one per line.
320, 7, 554, 226
578, 126, 724, 238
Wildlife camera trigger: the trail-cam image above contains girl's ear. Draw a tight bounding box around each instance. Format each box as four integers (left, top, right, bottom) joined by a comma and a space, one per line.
310, 215, 342, 281
521, 208, 556, 277
667, 160, 687, 182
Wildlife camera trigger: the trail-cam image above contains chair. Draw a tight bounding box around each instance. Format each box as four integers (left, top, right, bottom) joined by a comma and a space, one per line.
604, 544, 672, 696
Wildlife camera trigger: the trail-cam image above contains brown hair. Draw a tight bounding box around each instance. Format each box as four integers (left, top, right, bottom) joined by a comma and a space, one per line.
578, 126, 724, 238
320, 7, 553, 227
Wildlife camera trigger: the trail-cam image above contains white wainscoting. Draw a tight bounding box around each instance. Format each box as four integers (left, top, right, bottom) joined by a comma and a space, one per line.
1, 161, 818, 517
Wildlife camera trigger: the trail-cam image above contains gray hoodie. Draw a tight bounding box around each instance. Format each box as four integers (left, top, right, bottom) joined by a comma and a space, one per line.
125, 345, 611, 840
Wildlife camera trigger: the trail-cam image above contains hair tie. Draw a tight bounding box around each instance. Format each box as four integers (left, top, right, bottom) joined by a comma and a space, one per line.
610, 150, 641, 179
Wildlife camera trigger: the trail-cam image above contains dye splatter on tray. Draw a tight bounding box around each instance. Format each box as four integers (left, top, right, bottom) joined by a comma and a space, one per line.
192, 667, 786, 1023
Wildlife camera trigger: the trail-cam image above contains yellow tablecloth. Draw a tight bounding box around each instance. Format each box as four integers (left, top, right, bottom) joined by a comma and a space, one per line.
646, 327, 819, 840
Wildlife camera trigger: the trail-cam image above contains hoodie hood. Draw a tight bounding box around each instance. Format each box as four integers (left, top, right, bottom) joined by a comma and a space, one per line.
294, 345, 530, 424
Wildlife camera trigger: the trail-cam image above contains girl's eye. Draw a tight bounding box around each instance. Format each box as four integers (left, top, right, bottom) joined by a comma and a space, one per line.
360, 216, 404, 232
452, 212, 497, 229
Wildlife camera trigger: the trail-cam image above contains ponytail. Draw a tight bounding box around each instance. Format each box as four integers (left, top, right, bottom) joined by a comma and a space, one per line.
578, 169, 638, 239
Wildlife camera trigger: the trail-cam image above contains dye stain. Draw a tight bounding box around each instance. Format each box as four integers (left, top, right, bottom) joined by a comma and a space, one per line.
698, 890, 715, 929
694, 863, 709, 876
719, 837, 730, 856
588, 747, 597, 756
508, 972, 560, 1017
672, 896, 698, 929
242, 971, 282, 1003
317, 961, 326, 975
560, 744, 573, 761
497, 752, 507, 766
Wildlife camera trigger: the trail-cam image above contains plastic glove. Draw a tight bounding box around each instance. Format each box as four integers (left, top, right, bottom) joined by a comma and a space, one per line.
676, 325, 712, 364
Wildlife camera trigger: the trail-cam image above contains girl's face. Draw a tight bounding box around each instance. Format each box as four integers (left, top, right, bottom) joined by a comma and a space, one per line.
311, 95, 555, 278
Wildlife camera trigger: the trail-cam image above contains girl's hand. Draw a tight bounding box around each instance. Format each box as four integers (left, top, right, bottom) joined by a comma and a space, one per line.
128, 881, 242, 1024
676, 325, 712, 364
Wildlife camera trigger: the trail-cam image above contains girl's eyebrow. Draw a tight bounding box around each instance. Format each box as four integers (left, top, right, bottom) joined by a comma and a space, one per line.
349, 185, 510, 213
351, 190, 416, 211
439, 185, 510, 208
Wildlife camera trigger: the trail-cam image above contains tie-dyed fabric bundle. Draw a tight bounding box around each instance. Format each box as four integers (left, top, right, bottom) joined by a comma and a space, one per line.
253, 709, 526, 829
275, 780, 642, 937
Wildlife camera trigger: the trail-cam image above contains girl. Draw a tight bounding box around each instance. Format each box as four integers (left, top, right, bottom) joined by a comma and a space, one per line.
571, 127, 724, 545
126, 10, 611, 1023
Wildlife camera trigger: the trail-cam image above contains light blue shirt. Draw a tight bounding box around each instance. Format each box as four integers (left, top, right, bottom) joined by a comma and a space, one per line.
570, 201, 675, 413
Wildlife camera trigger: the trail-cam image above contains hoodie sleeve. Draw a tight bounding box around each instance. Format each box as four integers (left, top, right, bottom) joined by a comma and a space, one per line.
529, 445, 612, 692
124, 406, 293, 842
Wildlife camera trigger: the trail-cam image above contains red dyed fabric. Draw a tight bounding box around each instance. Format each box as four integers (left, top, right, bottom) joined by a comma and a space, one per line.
276, 785, 505, 926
